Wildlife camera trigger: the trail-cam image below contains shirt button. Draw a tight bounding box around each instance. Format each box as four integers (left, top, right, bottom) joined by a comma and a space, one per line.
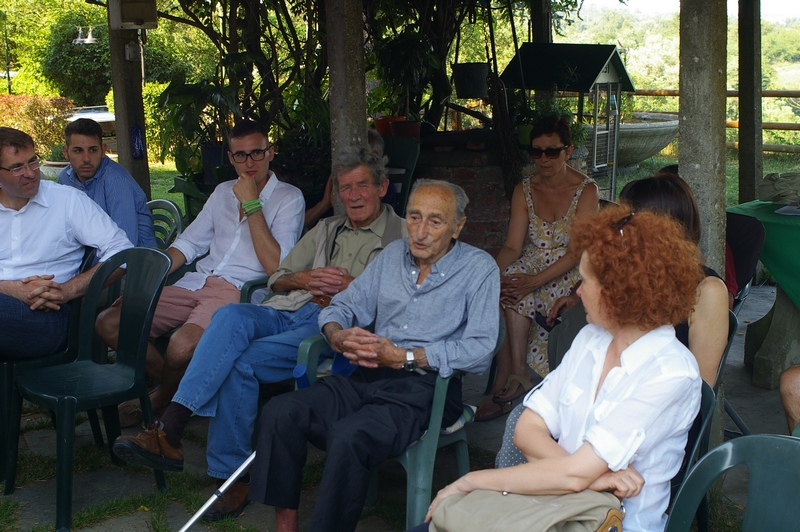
411, 270, 416, 275
413, 297, 418, 302
354, 230, 359, 235
348, 253, 352, 257
403, 325, 408, 330
440, 273, 444, 277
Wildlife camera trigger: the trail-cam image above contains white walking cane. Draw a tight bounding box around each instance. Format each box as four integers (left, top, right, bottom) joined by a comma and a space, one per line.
178, 451, 257, 532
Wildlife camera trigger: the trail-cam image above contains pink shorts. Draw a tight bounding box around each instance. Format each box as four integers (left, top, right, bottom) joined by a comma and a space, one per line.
149, 276, 241, 337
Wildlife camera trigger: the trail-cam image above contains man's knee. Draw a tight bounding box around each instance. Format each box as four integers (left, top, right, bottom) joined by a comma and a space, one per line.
165, 324, 205, 369
95, 305, 121, 343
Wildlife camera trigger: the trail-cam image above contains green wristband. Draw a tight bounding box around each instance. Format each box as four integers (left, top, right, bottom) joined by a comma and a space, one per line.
242, 199, 261, 209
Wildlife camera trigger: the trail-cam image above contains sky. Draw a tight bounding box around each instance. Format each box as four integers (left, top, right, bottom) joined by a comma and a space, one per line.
584, 0, 800, 23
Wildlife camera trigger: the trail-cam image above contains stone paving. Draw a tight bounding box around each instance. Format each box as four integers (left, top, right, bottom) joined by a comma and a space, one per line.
2, 285, 785, 531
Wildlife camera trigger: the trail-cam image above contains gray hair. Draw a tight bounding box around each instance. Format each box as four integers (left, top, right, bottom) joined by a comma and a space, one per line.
331, 145, 388, 188
410, 179, 469, 220
367, 128, 384, 157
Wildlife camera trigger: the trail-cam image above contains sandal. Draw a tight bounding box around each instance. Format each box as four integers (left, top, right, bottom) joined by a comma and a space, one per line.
493, 374, 534, 404
475, 397, 514, 422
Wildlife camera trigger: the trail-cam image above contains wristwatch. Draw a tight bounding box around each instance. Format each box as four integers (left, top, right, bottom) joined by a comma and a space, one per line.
403, 349, 417, 372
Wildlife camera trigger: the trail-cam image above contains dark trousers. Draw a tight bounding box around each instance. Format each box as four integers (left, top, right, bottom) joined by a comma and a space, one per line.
0, 294, 70, 358
248, 367, 462, 532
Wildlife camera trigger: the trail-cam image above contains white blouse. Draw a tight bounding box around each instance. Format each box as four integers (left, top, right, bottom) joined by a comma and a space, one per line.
524, 324, 701, 532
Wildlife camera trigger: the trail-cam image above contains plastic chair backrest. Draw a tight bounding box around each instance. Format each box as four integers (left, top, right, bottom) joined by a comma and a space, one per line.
666, 435, 800, 531
670, 381, 716, 502
383, 135, 420, 217
77, 248, 171, 382
147, 199, 184, 250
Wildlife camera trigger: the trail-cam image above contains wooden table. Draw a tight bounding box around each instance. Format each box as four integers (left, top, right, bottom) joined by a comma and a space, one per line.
727, 201, 800, 389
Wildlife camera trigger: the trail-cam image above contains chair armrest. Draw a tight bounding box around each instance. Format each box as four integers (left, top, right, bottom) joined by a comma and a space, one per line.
240, 277, 270, 303
296, 334, 329, 389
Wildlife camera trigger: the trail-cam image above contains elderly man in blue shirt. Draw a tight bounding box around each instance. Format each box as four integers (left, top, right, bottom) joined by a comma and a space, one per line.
58, 118, 156, 248
248, 179, 500, 532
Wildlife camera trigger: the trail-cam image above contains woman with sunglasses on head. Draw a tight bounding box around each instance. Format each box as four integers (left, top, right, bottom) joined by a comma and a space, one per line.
476, 115, 598, 421
416, 206, 704, 532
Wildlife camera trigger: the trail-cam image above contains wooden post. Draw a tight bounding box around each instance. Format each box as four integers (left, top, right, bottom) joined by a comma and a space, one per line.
108, 26, 151, 198
738, 0, 763, 203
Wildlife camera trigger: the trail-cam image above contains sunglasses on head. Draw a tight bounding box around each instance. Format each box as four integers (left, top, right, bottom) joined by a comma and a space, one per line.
529, 146, 569, 159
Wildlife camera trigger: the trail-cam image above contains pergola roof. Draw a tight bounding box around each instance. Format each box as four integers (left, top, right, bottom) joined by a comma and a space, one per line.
499, 43, 635, 93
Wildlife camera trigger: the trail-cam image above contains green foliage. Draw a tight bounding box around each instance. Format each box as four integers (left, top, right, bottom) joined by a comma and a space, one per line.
158, 73, 243, 174
40, 10, 109, 106
374, 28, 440, 116
0, 93, 73, 157
107, 83, 171, 163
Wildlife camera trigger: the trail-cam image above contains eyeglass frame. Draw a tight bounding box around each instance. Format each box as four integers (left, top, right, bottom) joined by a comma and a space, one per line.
0, 155, 42, 177
610, 212, 635, 237
529, 146, 570, 160
229, 147, 271, 164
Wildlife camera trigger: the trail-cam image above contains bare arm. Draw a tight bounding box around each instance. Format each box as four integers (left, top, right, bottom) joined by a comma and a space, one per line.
304, 175, 333, 229
233, 175, 283, 275
166, 247, 188, 275
513, 408, 570, 462
495, 182, 529, 273
688, 275, 730, 386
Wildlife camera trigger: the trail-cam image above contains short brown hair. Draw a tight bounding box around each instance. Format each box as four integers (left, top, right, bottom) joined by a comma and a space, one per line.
530, 115, 572, 147
0, 127, 35, 165
571, 204, 704, 329
619, 174, 701, 244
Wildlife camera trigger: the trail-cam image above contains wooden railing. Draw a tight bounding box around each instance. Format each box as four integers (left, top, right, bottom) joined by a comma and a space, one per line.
633, 89, 800, 154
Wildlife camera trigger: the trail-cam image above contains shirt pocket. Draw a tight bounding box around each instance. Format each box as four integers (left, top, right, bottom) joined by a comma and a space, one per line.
559, 382, 584, 408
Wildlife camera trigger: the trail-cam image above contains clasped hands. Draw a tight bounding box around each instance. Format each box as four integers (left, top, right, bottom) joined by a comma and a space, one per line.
303, 266, 354, 296
500, 273, 541, 307
328, 327, 403, 369
15, 274, 66, 311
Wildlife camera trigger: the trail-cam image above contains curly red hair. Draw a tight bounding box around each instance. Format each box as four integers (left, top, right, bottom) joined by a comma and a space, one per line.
571, 204, 704, 329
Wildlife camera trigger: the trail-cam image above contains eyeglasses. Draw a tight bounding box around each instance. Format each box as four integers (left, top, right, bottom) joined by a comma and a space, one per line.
611, 212, 635, 237
230, 148, 270, 163
529, 146, 569, 159
0, 156, 41, 177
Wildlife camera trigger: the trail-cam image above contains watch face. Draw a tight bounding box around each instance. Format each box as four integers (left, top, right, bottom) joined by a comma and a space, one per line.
403, 360, 418, 371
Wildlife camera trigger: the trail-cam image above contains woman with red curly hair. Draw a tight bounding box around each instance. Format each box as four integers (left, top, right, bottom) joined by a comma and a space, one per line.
422, 206, 704, 532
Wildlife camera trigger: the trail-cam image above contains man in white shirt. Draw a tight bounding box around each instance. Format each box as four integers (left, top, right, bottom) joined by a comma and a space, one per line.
0, 127, 132, 359
96, 120, 305, 426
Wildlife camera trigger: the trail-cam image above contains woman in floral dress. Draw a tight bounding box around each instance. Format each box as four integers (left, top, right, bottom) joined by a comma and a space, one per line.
476, 115, 598, 421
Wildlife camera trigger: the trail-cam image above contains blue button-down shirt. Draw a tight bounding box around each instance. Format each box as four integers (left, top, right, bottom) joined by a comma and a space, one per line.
58, 156, 156, 248
319, 239, 500, 377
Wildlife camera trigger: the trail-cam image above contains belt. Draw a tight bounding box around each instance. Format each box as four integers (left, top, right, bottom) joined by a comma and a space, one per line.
309, 294, 332, 308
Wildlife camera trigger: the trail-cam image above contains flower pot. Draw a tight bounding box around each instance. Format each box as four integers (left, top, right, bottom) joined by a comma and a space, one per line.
451, 62, 489, 99
374, 116, 406, 136
390, 120, 422, 140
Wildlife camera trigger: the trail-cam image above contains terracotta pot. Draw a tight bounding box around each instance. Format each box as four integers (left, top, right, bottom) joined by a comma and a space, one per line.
374, 116, 406, 135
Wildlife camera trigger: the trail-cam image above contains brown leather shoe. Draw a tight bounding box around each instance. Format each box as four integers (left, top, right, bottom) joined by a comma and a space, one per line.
117, 399, 144, 428
201, 480, 250, 521
113, 426, 184, 471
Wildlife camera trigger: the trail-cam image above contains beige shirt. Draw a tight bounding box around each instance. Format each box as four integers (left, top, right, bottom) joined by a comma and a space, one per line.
264, 204, 406, 311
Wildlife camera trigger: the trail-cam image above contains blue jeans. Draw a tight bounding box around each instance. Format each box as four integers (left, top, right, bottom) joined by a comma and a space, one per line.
172, 302, 328, 479
0, 294, 71, 358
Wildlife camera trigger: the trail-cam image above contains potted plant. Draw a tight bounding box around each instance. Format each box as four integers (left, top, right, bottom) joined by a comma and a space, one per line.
159, 73, 243, 193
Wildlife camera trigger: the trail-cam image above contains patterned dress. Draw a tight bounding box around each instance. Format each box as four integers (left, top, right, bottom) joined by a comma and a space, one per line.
503, 176, 594, 377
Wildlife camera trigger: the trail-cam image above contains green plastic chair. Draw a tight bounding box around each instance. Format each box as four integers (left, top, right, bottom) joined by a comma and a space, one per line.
0, 248, 101, 485
295, 315, 505, 529
4, 248, 172, 531
666, 434, 800, 531
383, 135, 420, 217
147, 199, 184, 250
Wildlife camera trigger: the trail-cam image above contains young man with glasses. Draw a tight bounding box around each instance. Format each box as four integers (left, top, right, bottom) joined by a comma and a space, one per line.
58, 118, 157, 248
0, 127, 132, 359
96, 120, 305, 427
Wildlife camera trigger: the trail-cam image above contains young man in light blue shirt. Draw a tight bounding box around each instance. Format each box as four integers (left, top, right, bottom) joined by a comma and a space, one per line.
58, 118, 157, 248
